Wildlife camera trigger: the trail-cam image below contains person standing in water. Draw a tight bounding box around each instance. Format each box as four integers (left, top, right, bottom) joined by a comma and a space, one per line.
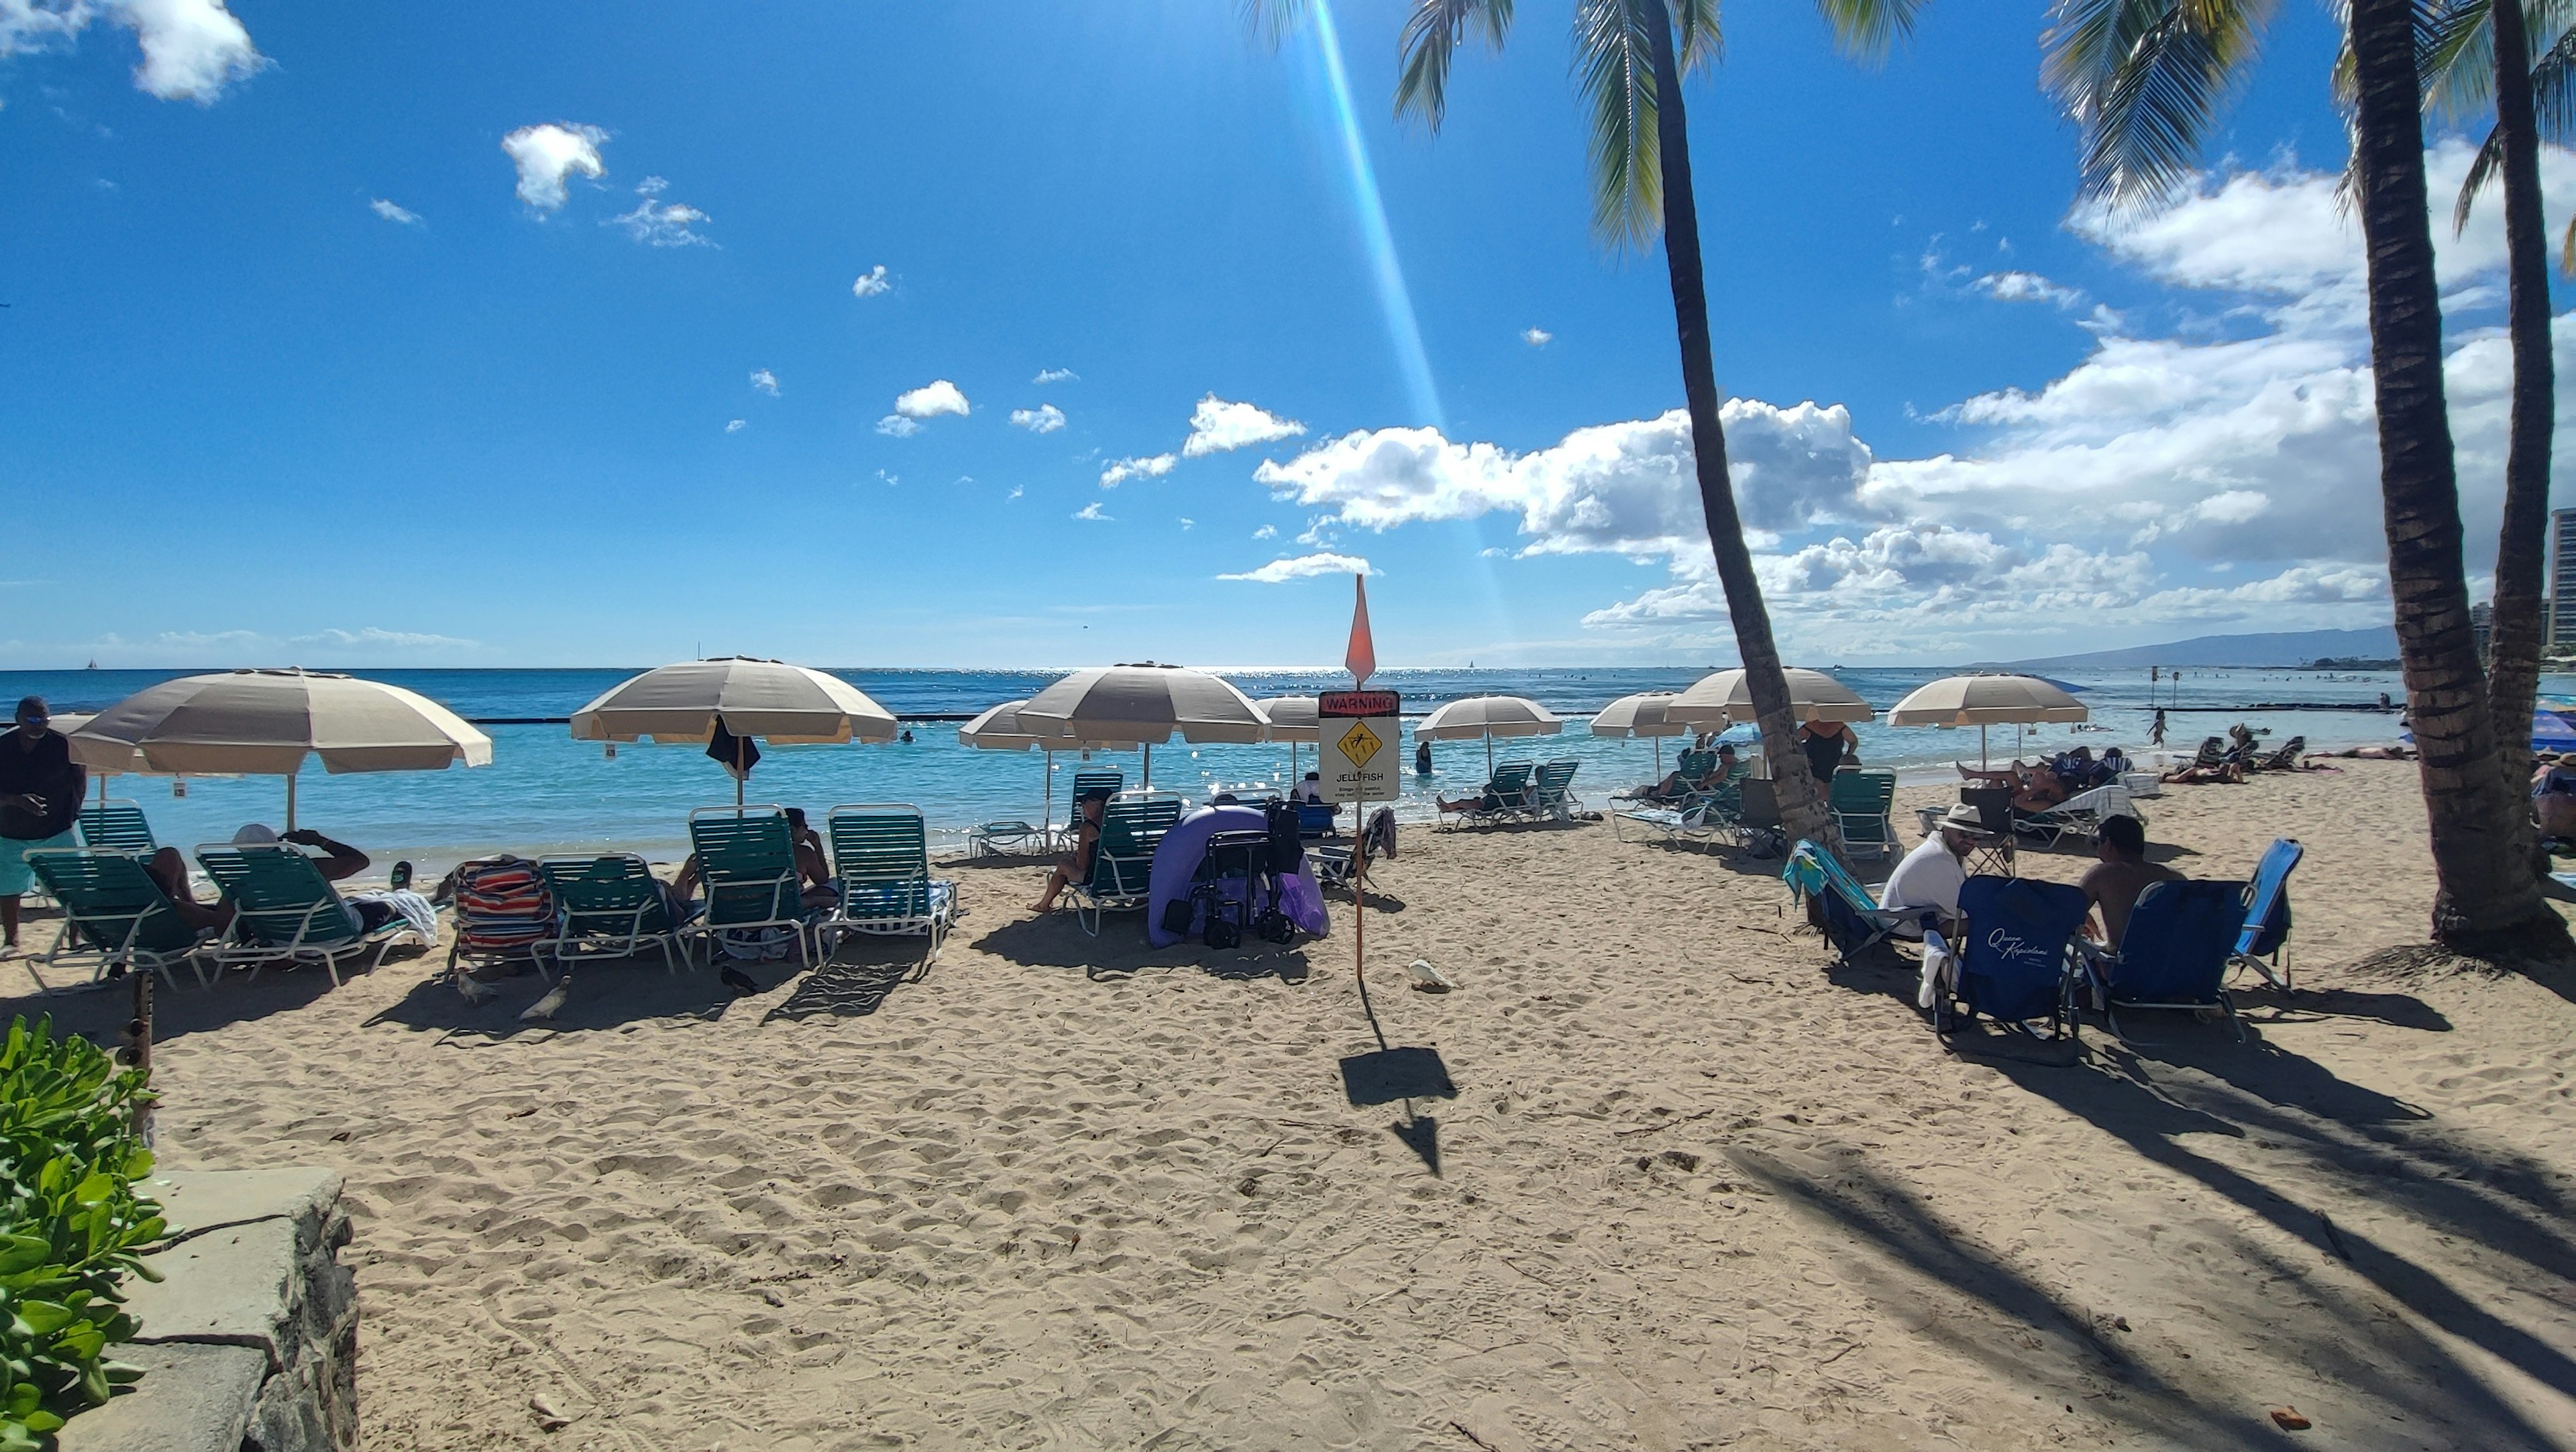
1414, 739, 1432, 776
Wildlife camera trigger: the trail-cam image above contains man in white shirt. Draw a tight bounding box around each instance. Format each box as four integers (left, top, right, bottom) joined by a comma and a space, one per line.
1878, 805, 1986, 939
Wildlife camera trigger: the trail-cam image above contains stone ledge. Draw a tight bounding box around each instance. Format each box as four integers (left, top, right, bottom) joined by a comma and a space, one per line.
56, 1343, 265, 1452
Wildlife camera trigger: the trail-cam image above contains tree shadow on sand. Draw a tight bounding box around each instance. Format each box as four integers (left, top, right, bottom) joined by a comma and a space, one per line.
3, 943, 440, 1050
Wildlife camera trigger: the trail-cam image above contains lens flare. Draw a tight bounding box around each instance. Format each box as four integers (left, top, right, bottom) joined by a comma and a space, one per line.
1309, 0, 1445, 431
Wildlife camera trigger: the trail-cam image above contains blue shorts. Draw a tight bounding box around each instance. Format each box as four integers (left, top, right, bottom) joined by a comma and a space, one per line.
0, 831, 78, 898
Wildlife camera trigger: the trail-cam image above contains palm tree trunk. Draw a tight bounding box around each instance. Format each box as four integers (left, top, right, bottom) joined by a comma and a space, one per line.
2483, 0, 2553, 868
1644, 1, 1830, 850
2349, 0, 2570, 954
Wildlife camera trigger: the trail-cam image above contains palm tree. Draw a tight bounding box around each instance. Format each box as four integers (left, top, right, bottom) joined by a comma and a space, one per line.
1247, 0, 1925, 851
2414, 0, 2567, 852
2049, 0, 2570, 953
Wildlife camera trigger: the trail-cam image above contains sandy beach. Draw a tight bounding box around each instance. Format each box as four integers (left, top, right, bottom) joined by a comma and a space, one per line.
22, 759, 2576, 1450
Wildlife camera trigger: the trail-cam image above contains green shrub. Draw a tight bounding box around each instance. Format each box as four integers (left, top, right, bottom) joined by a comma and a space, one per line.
0, 1017, 164, 1450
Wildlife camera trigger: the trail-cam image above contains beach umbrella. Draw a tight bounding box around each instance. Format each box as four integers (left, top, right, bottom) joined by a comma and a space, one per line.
570, 657, 898, 806
1017, 662, 1269, 786
1258, 695, 1321, 780
1588, 690, 1688, 774
68, 668, 490, 830
957, 700, 1142, 834
1667, 668, 1874, 729
1887, 673, 2089, 768
2531, 709, 2576, 755
1417, 694, 1562, 776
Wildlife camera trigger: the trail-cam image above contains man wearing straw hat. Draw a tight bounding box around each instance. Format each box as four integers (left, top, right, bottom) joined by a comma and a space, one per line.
0, 697, 83, 957
1877, 804, 1988, 940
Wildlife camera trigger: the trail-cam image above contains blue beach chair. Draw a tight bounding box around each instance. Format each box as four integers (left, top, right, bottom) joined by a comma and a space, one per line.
1927, 876, 2088, 1041
2084, 879, 2249, 1041
1782, 839, 1924, 966
2229, 838, 2302, 991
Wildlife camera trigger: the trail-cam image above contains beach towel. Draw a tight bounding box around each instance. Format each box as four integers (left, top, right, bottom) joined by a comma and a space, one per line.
347, 888, 437, 942
1363, 807, 1397, 860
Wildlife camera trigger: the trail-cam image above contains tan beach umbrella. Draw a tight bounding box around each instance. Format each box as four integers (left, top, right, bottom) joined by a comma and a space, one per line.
1257, 695, 1321, 780
1667, 668, 1874, 727
69, 668, 491, 829
572, 657, 898, 807
1888, 673, 2088, 768
1018, 663, 1269, 786
1417, 694, 1562, 776
957, 700, 1142, 833
1589, 690, 1688, 774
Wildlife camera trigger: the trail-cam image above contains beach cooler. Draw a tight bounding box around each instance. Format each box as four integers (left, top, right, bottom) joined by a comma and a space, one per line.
2120, 771, 2164, 799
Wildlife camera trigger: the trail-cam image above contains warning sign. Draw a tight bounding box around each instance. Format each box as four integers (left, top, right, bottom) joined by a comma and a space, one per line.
1320, 690, 1399, 805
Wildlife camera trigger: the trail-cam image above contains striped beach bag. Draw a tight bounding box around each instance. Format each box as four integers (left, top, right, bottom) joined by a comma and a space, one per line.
447, 856, 556, 971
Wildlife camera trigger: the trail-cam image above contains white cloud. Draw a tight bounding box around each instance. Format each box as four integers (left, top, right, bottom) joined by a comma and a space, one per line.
894, 379, 970, 419
501, 122, 608, 211
1523, 327, 1553, 346
1007, 484, 1024, 500
876, 469, 899, 487
1009, 403, 1066, 433
293, 626, 476, 651
851, 265, 891, 299
1179, 517, 1195, 530
725, 419, 747, 433
1100, 453, 1176, 488
1033, 368, 1077, 384
1972, 270, 2082, 309
1, 0, 266, 101
369, 198, 420, 225
1183, 395, 1306, 457
610, 176, 712, 248
749, 368, 780, 397
1252, 524, 1277, 539
1073, 502, 1112, 522
1219, 552, 1375, 583
876, 415, 919, 437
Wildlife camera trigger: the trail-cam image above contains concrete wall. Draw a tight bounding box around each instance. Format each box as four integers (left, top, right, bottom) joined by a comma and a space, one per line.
58, 1168, 358, 1452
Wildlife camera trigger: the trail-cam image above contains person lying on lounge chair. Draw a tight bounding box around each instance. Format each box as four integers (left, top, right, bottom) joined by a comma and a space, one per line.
1629, 744, 1734, 804
2161, 758, 2246, 785
1030, 790, 1108, 914
1957, 761, 2070, 813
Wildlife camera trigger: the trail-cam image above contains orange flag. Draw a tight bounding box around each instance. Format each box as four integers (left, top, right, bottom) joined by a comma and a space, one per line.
1345, 574, 1376, 686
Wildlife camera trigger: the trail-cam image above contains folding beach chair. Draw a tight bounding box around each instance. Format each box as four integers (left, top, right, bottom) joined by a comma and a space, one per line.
536, 855, 688, 974
2188, 736, 2229, 770
1827, 769, 1898, 861
1529, 760, 1582, 821
1615, 762, 1751, 847
1926, 876, 2088, 1042
2252, 735, 2307, 772
22, 847, 211, 992
1782, 839, 1924, 966
2084, 878, 2249, 1041
196, 844, 427, 986
1436, 762, 1534, 830
2228, 837, 2302, 991
825, 805, 959, 967
1068, 790, 1184, 936
2016, 783, 2143, 848
443, 856, 556, 977
1295, 802, 1342, 839
74, 800, 156, 856
682, 807, 814, 968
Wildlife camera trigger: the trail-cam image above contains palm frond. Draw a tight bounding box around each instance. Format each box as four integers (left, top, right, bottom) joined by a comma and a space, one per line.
2418, 0, 2495, 119
2563, 210, 2576, 272
2453, 119, 2510, 230
1817, 0, 1929, 62
1672, 0, 1723, 70
1573, 0, 1663, 247
2042, 0, 2275, 209
1395, 0, 1516, 131
2530, 11, 2576, 136
1240, 0, 1313, 48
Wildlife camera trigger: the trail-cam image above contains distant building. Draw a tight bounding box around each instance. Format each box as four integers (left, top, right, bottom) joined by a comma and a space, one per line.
2473, 601, 2494, 663
2552, 508, 2576, 648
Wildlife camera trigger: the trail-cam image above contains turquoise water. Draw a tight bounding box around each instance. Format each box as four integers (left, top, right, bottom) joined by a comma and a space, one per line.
5, 664, 2434, 869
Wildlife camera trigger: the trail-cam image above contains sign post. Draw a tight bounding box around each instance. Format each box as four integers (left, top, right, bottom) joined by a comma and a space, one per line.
1321, 686, 1399, 1025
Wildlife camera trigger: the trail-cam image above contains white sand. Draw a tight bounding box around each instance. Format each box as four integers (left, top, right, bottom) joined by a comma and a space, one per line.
34, 760, 2576, 1449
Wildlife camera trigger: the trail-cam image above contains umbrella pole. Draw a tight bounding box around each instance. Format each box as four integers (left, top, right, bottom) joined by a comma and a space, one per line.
1654, 737, 1663, 776
736, 735, 747, 812
1980, 725, 1988, 770
1485, 735, 1495, 779
1043, 750, 1055, 836
1144, 743, 1152, 789
285, 773, 297, 833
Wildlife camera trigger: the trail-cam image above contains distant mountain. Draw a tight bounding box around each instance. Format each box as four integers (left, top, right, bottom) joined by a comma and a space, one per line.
1985, 627, 2401, 672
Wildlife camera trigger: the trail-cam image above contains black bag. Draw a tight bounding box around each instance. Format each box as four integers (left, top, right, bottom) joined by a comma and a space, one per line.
1263, 800, 1305, 874
1203, 894, 1242, 949
1161, 897, 1197, 937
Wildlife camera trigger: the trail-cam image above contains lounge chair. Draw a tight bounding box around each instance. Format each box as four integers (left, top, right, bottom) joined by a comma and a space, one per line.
1782, 839, 1925, 966
1529, 760, 1582, 821
196, 843, 428, 986
2083, 878, 2249, 1041
825, 805, 959, 966
2015, 783, 2143, 848
2229, 837, 2302, 990
1436, 761, 1534, 829
1925, 876, 2088, 1041
1828, 769, 1899, 861
536, 854, 688, 974
74, 800, 156, 855
2252, 735, 2307, 772
682, 807, 814, 968
21, 847, 211, 992
1058, 770, 1124, 847
1069, 791, 1185, 935
967, 819, 1051, 858
445, 857, 557, 977
1614, 764, 1750, 847
2188, 735, 2229, 770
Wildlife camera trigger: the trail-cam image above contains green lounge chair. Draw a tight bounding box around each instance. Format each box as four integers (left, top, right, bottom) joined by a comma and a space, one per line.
1059, 770, 1124, 848
535, 854, 687, 975
683, 807, 814, 968
1069, 791, 1184, 936
825, 805, 959, 966
1437, 761, 1535, 829
196, 844, 426, 986
1828, 769, 1900, 862
22, 847, 211, 992
1529, 760, 1582, 821
967, 819, 1049, 858
75, 800, 157, 856
1615, 764, 1750, 847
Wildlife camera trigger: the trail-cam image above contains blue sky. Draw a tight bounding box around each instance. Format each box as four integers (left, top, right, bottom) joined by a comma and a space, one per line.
0, 0, 2559, 669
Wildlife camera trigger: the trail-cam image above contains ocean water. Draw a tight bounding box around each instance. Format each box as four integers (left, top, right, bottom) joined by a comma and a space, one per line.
2, 664, 2445, 868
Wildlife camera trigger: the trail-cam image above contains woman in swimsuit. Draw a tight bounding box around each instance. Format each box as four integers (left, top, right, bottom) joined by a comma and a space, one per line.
1030, 791, 1110, 914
